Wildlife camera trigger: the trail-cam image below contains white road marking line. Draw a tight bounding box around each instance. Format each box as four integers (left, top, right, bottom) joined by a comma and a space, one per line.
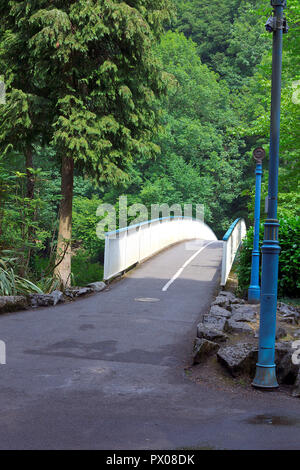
162, 241, 216, 292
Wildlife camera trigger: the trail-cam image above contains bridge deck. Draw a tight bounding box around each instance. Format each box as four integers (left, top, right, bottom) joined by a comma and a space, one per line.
0, 240, 300, 449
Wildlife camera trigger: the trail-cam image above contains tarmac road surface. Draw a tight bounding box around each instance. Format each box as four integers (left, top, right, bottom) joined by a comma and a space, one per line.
0, 239, 299, 450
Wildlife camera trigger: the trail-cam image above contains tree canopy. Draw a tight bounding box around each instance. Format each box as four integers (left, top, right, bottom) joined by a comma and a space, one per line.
0, 0, 298, 296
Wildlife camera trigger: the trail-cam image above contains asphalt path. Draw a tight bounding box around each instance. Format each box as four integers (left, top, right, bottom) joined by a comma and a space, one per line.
0, 239, 300, 449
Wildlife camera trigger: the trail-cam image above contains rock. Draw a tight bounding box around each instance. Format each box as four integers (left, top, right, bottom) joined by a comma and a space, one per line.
278, 302, 298, 315
231, 303, 257, 314
217, 342, 258, 377
230, 298, 246, 305
209, 305, 231, 318
29, 294, 51, 308
275, 341, 293, 363
225, 319, 253, 334
51, 290, 64, 306
219, 291, 237, 302
76, 287, 93, 296
212, 296, 231, 309
292, 370, 300, 397
293, 330, 300, 338
87, 281, 106, 292
0, 296, 28, 313
197, 323, 228, 343
280, 315, 299, 325
276, 326, 287, 340
29, 291, 65, 308
64, 287, 93, 298
193, 338, 219, 365
278, 303, 299, 325
231, 307, 257, 323
203, 315, 227, 331
277, 349, 299, 385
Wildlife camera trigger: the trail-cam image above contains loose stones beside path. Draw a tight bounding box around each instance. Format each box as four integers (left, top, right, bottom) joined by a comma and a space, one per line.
0, 296, 28, 313
202, 314, 227, 331
217, 343, 257, 377
197, 324, 228, 343
193, 290, 300, 397
29, 290, 65, 308
0, 281, 107, 314
193, 338, 220, 365
277, 302, 300, 325
209, 305, 232, 318
230, 305, 257, 323
225, 319, 254, 334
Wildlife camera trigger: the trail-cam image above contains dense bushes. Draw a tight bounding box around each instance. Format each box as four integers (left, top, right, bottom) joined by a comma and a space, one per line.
236, 216, 300, 298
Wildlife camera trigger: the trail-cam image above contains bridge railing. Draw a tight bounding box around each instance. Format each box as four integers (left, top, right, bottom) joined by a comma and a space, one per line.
104, 216, 217, 280
221, 218, 247, 286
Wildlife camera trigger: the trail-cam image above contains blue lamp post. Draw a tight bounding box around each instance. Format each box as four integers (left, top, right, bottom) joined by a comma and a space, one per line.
248, 148, 265, 304
252, 0, 288, 389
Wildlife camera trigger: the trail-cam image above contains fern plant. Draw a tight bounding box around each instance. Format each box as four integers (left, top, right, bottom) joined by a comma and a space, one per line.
0, 258, 42, 296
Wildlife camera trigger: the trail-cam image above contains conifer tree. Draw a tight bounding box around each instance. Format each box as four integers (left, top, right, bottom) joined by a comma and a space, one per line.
0, 0, 172, 286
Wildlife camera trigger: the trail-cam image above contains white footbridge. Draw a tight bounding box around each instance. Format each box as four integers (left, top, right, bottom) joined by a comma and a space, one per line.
103, 216, 246, 286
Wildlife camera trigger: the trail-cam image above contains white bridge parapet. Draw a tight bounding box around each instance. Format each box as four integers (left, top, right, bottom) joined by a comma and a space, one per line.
221, 218, 247, 286
104, 217, 217, 280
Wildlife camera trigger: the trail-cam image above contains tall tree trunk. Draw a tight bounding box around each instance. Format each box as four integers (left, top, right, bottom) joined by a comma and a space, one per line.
23, 144, 35, 276
25, 145, 34, 199
55, 155, 74, 288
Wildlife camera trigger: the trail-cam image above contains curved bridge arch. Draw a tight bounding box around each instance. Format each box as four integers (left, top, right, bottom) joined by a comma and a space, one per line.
104, 216, 217, 280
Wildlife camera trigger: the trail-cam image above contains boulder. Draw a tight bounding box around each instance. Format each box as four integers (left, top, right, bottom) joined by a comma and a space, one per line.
193, 338, 219, 365
51, 290, 64, 306
230, 298, 246, 305
209, 305, 231, 318
197, 323, 228, 343
212, 296, 230, 309
217, 342, 258, 377
231, 306, 257, 323
64, 287, 93, 298
231, 304, 257, 315
87, 281, 106, 292
292, 370, 300, 398
277, 349, 299, 384
29, 290, 65, 308
275, 341, 293, 363
219, 291, 237, 302
278, 302, 298, 315
276, 326, 287, 340
280, 314, 299, 326
0, 296, 28, 313
203, 315, 227, 331
225, 319, 253, 334
278, 303, 299, 325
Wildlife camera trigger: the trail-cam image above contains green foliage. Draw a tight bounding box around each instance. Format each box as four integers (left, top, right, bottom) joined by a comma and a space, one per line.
0, 0, 174, 181
71, 249, 104, 287
237, 0, 300, 213
72, 196, 104, 257
235, 224, 262, 298
0, 0, 174, 285
0, 256, 42, 295
0, 0, 298, 290
174, 0, 269, 88
278, 216, 300, 297
236, 216, 300, 298
150, 31, 251, 234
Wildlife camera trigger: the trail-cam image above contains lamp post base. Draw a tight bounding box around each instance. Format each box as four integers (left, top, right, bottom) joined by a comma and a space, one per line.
252, 364, 279, 389
248, 285, 261, 304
